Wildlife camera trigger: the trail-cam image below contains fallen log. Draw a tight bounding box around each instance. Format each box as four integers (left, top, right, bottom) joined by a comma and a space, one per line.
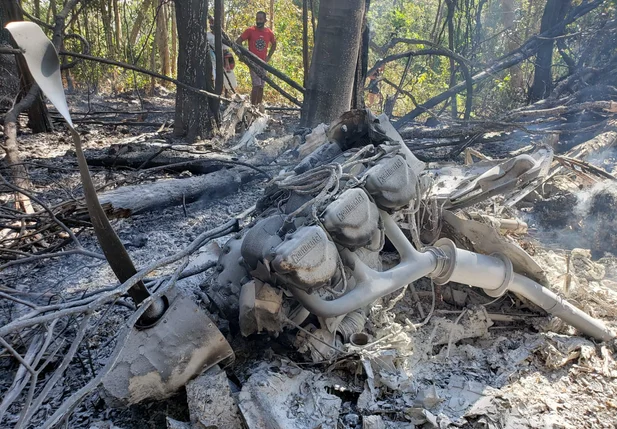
99, 167, 251, 217
506, 100, 617, 119
98, 135, 297, 216
86, 149, 226, 175
400, 116, 613, 141
400, 122, 519, 140
61, 120, 167, 127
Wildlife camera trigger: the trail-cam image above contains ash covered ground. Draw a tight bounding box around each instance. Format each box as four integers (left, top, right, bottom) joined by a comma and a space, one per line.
1, 93, 617, 429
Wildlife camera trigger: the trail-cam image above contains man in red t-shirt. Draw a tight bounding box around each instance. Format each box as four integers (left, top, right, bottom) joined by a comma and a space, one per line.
236, 11, 277, 105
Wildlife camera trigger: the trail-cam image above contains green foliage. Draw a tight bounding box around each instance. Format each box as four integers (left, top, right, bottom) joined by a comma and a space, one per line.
12, 0, 617, 114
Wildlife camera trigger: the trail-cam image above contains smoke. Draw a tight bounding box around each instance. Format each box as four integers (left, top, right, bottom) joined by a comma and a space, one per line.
575, 180, 617, 259
574, 180, 611, 217
528, 179, 617, 260
583, 146, 617, 176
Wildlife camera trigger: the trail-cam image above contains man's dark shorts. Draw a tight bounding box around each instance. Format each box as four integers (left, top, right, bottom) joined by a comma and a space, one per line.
368, 81, 380, 94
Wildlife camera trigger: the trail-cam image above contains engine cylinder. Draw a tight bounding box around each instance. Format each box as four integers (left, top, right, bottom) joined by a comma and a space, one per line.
364, 154, 418, 211
322, 188, 380, 249
270, 225, 339, 293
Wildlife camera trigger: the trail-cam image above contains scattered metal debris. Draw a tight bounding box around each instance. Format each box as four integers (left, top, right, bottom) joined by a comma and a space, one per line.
3, 20, 617, 429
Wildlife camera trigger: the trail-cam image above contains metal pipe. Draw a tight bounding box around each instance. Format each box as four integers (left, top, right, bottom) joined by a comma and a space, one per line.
509, 273, 615, 341
447, 248, 508, 292
432, 238, 614, 341
289, 211, 438, 318
290, 211, 615, 342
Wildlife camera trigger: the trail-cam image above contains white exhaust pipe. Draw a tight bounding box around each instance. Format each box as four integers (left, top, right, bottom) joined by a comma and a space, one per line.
431, 238, 615, 341
290, 212, 615, 342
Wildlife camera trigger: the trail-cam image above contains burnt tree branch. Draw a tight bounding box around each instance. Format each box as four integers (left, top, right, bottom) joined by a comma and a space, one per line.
58, 51, 230, 101
394, 0, 605, 129
368, 48, 473, 121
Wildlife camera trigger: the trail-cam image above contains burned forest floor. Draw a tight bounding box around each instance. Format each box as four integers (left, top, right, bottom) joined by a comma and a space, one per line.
2, 91, 617, 429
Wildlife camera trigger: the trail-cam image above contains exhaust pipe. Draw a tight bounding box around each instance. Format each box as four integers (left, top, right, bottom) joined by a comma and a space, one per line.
431, 238, 615, 342
290, 211, 615, 342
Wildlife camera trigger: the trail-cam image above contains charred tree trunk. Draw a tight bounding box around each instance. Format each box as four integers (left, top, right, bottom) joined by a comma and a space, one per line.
210, 0, 223, 118
529, 0, 572, 102
1, 0, 52, 133
301, 0, 366, 127
174, 0, 213, 141
213, 0, 224, 96
351, 0, 370, 110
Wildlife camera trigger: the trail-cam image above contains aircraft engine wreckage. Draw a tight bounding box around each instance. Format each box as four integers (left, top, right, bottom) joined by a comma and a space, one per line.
210, 110, 615, 355
7, 21, 614, 415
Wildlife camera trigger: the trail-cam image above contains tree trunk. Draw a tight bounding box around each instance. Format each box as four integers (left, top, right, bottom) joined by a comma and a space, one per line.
156, 0, 171, 80
3, 84, 38, 214
431, 0, 444, 44
112, 0, 122, 55
529, 0, 572, 102
99, 135, 296, 217
174, 0, 213, 141
471, 0, 487, 64
301, 0, 366, 128
309, 0, 316, 42
269, 0, 274, 32
214, 0, 224, 96
351, 0, 370, 110
1, 0, 52, 134
100, 0, 114, 58
446, 0, 457, 118
149, 35, 156, 94
129, 0, 153, 47
170, 2, 177, 76
502, 0, 522, 90
302, 0, 309, 86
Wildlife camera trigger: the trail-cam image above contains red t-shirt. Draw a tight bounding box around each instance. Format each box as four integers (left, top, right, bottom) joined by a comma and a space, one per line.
240, 26, 276, 61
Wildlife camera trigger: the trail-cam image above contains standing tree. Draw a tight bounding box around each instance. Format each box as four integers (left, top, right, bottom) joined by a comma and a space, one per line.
173, 0, 214, 141
0, 0, 52, 133
156, 0, 171, 80
300, 0, 366, 127
529, 0, 572, 102
212, 0, 224, 115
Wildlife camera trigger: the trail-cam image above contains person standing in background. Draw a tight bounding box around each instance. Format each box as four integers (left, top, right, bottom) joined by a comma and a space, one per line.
367, 64, 385, 108
207, 16, 237, 97
236, 11, 277, 105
